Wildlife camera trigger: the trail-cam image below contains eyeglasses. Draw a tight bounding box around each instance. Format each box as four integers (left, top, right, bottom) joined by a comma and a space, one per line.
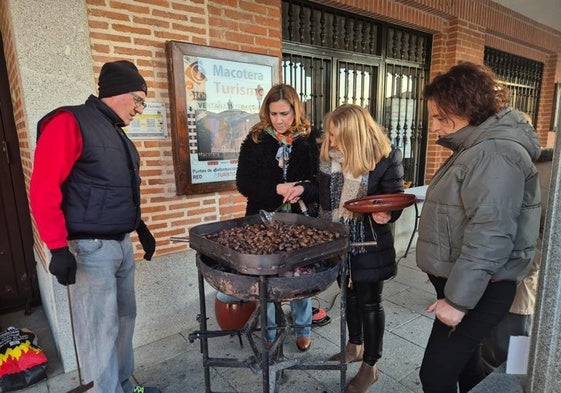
129, 92, 146, 109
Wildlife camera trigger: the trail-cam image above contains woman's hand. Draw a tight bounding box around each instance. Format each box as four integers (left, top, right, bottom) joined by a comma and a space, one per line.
276, 182, 295, 197
276, 182, 304, 203
284, 184, 305, 203
371, 211, 391, 224
426, 299, 466, 328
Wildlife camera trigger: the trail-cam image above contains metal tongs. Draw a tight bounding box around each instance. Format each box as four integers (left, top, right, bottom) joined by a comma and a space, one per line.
258, 203, 285, 226
259, 200, 310, 226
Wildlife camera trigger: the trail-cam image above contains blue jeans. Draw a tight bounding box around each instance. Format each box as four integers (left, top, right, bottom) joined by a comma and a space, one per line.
266, 297, 312, 342
68, 236, 137, 393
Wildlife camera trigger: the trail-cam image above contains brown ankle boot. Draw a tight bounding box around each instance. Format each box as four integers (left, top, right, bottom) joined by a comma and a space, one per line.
345, 362, 379, 393
328, 342, 364, 363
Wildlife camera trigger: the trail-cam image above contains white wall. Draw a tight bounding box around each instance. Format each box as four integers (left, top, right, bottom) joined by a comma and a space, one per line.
9, 0, 95, 371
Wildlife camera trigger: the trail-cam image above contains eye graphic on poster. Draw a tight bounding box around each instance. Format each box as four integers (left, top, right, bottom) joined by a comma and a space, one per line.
166, 41, 279, 195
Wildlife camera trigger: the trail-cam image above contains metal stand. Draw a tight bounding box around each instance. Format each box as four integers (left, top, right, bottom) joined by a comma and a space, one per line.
403, 200, 419, 258
403, 185, 427, 258
189, 253, 348, 393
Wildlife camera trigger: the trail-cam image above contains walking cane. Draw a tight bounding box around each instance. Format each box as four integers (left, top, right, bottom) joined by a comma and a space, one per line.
66, 285, 94, 393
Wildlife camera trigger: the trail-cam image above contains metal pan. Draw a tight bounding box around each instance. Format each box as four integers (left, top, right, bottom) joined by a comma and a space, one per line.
189, 213, 349, 276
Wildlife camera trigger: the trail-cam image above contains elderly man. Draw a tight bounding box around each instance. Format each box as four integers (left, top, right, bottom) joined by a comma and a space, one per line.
30, 60, 158, 393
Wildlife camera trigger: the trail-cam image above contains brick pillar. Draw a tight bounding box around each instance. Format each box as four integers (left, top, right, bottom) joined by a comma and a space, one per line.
424, 18, 485, 182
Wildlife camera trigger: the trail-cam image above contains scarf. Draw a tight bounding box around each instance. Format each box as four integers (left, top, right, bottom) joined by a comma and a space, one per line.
319, 150, 370, 254
266, 126, 301, 181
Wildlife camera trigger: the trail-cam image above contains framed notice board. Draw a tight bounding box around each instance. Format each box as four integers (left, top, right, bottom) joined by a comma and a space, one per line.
166, 41, 279, 195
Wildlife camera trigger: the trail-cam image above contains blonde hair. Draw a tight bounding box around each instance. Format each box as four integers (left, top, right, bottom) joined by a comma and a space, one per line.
520, 111, 533, 126
249, 83, 311, 143
320, 104, 391, 178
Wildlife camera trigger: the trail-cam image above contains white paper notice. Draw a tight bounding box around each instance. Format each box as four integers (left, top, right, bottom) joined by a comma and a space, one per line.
124, 102, 167, 139
506, 335, 530, 374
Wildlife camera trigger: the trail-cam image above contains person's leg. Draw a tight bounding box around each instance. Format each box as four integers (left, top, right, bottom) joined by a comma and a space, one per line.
458, 343, 486, 393
420, 276, 516, 393
355, 280, 384, 366
69, 238, 126, 393
457, 281, 517, 393
346, 278, 363, 345
346, 280, 384, 393
421, 316, 465, 393
328, 280, 364, 362
266, 302, 277, 342
291, 297, 311, 338
481, 323, 501, 371
116, 236, 137, 393
481, 312, 532, 369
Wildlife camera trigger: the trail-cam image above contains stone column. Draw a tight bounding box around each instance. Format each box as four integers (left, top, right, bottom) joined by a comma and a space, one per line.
526, 139, 561, 392
9, 0, 94, 372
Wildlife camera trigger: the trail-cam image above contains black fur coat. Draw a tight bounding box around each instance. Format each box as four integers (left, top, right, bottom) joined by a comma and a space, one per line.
236, 131, 319, 216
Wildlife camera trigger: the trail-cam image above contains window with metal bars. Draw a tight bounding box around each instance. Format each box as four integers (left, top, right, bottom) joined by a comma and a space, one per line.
282, 0, 431, 186
282, 52, 331, 131
484, 47, 543, 125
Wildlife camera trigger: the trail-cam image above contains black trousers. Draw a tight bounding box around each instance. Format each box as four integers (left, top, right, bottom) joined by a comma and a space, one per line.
345, 279, 385, 366
420, 275, 516, 393
481, 312, 532, 370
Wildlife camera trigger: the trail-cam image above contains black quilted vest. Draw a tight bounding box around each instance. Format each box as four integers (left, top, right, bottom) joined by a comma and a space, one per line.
37, 95, 141, 238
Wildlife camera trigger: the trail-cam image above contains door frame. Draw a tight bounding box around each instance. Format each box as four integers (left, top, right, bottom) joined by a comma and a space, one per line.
0, 31, 39, 314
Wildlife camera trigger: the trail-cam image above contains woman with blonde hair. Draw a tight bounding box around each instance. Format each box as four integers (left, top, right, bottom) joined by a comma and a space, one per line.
288, 104, 405, 392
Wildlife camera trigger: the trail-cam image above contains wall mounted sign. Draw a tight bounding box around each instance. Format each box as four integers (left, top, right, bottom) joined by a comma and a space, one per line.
166, 41, 279, 195
124, 102, 167, 139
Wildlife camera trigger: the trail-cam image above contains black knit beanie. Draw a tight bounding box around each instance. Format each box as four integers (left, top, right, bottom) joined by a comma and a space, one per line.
98, 60, 147, 98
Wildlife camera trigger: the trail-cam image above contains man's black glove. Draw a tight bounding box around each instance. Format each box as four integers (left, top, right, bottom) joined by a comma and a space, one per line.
49, 247, 77, 286
136, 220, 156, 261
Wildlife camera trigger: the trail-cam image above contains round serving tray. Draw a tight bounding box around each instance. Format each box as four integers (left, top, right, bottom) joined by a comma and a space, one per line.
343, 193, 416, 213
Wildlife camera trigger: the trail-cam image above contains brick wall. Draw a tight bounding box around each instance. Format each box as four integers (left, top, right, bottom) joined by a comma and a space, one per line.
422, 19, 488, 180
320, 0, 561, 183
85, 0, 282, 259
6, 0, 558, 260
0, 5, 29, 178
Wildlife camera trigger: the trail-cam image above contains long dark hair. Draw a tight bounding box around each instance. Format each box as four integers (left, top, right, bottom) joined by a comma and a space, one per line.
423, 62, 510, 126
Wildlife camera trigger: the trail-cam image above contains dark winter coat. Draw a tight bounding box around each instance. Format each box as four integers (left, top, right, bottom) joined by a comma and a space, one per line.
236, 130, 319, 216
305, 146, 404, 282
346, 147, 405, 283
416, 108, 541, 310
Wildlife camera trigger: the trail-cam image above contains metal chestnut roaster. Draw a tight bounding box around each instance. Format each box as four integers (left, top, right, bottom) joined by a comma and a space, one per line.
183, 194, 415, 393
185, 213, 350, 393
190, 213, 350, 296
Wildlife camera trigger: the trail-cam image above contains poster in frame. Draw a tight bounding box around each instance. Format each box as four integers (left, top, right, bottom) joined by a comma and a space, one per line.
166, 41, 279, 195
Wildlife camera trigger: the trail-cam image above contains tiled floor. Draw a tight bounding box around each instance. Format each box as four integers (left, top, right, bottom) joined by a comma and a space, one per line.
2, 251, 436, 393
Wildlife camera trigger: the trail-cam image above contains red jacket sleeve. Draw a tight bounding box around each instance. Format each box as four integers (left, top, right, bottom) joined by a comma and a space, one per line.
30, 111, 82, 250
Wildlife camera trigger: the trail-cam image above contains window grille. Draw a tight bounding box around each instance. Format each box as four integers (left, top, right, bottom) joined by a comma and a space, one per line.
485, 47, 543, 125
282, 0, 431, 186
